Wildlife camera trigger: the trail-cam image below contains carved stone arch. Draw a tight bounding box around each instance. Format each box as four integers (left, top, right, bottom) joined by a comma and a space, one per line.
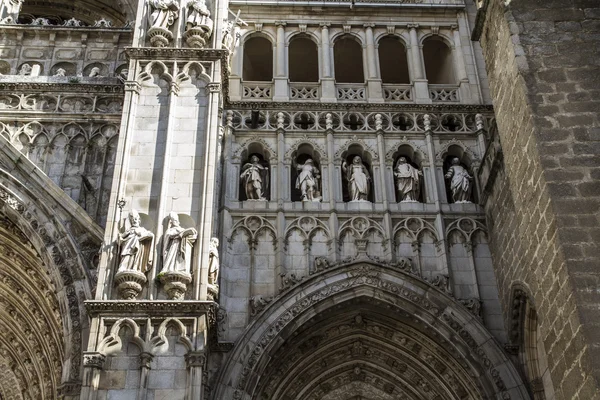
385, 136, 429, 166
211, 261, 530, 400
284, 135, 328, 163
374, 31, 410, 47
334, 135, 379, 162
60, 121, 87, 139
148, 318, 194, 353
435, 138, 480, 167
393, 218, 439, 242
17, 120, 45, 142
93, 123, 119, 140
97, 318, 145, 355
331, 30, 365, 46
339, 217, 385, 241
241, 30, 276, 45
420, 31, 455, 47
446, 217, 486, 242
284, 216, 330, 247
230, 215, 278, 244
287, 30, 321, 45
137, 60, 175, 85
176, 61, 212, 86
232, 135, 277, 162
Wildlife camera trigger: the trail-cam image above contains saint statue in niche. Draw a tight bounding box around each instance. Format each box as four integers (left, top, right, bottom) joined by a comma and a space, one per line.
240, 155, 269, 200
147, 0, 180, 30
162, 212, 198, 274
295, 158, 321, 202
445, 157, 473, 203
342, 156, 371, 202
394, 157, 423, 202
186, 0, 213, 32
208, 237, 220, 285
117, 210, 154, 273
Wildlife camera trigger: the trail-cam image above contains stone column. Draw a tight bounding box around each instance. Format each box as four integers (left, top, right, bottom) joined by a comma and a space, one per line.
137, 352, 153, 400
186, 351, 206, 399
451, 25, 472, 103
408, 24, 431, 103
273, 21, 289, 101
320, 22, 336, 102
365, 24, 384, 103
80, 352, 106, 400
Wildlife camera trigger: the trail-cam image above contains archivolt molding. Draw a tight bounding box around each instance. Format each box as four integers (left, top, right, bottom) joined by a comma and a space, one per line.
384, 136, 429, 165
231, 135, 278, 162
334, 135, 379, 162
212, 260, 529, 400
283, 135, 328, 163
435, 138, 480, 166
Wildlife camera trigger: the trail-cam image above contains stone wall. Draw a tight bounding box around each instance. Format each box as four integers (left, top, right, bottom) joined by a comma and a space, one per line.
478, 0, 600, 398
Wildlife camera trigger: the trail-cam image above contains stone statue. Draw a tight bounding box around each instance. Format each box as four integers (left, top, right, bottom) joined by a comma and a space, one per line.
295, 158, 321, 201
88, 67, 102, 78
342, 156, 371, 202
208, 237, 219, 285
118, 210, 154, 273
0, 0, 22, 24
240, 155, 268, 200
186, 0, 212, 31
18, 63, 32, 76
162, 212, 198, 273
147, 0, 180, 30
445, 157, 473, 203
53, 68, 66, 77
394, 157, 422, 202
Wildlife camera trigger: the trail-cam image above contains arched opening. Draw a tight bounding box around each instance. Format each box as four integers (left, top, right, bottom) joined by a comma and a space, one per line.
239, 143, 271, 201
378, 36, 410, 84
512, 289, 556, 400
391, 145, 425, 203
423, 37, 455, 84
17, 0, 130, 26
341, 145, 374, 203
212, 261, 530, 400
290, 143, 322, 202
243, 36, 273, 82
334, 37, 364, 83
289, 36, 319, 83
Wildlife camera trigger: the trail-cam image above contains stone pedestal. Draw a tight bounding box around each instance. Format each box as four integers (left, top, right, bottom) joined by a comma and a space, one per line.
159, 271, 193, 300
114, 270, 147, 300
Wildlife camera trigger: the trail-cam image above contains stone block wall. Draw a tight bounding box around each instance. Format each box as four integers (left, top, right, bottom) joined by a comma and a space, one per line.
478, 0, 600, 398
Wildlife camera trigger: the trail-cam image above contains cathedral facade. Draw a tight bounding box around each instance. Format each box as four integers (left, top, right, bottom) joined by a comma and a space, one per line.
0, 0, 598, 399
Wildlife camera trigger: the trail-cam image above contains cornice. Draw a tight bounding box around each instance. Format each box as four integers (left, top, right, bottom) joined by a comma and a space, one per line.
126, 47, 229, 61
85, 300, 218, 316
0, 82, 124, 94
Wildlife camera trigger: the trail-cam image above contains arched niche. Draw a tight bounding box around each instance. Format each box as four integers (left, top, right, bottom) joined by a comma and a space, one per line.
242, 36, 274, 82
289, 35, 319, 83
423, 36, 456, 84
334, 36, 365, 83
442, 145, 475, 204
18, 0, 130, 26
50, 62, 76, 77
83, 62, 108, 78
290, 143, 322, 202
391, 145, 425, 203
378, 35, 410, 84
0, 61, 10, 75
341, 144, 374, 203
239, 143, 271, 201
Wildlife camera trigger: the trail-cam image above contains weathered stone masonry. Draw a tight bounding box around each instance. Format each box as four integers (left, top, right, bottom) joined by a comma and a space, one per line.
476, 0, 600, 398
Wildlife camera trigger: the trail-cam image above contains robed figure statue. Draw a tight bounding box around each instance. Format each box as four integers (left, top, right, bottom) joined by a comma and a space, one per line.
147, 0, 180, 30
394, 157, 422, 202
162, 212, 198, 274
295, 158, 321, 202
445, 157, 473, 203
342, 156, 371, 202
240, 155, 269, 200
118, 210, 154, 273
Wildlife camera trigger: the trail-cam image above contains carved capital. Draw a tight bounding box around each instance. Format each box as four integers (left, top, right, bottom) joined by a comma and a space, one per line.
275, 21, 287, 27
207, 82, 221, 93
450, 24, 459, 31
319, 22, 331, 28
83, 352, 106, 369
363, 23, 375, 29
407, 23, 419, 30
185, 351, 206, 368
124, 81, 141, 94
140, 352, 153, 369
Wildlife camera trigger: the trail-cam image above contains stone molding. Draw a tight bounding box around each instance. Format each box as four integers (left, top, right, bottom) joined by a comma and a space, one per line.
85, 300, 217, 317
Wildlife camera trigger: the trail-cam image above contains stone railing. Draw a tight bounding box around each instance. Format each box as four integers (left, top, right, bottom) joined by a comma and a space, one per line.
289, 83, 320, 101
242, 82, 273, 100
429, 85, 460, 102
336, 84, 366, 101
382, 84, 413, 102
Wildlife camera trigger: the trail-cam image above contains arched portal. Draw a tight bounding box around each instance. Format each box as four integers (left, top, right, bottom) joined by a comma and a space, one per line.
213, 261, 530, 400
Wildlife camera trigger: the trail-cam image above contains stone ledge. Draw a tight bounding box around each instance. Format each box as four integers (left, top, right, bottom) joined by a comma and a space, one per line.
85, 300, 218, 317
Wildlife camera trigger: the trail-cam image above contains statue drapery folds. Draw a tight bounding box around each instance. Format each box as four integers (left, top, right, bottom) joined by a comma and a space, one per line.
342, 156, 371, 202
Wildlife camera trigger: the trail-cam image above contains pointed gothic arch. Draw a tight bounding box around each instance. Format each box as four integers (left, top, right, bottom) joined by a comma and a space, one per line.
212, 260, 530, 400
